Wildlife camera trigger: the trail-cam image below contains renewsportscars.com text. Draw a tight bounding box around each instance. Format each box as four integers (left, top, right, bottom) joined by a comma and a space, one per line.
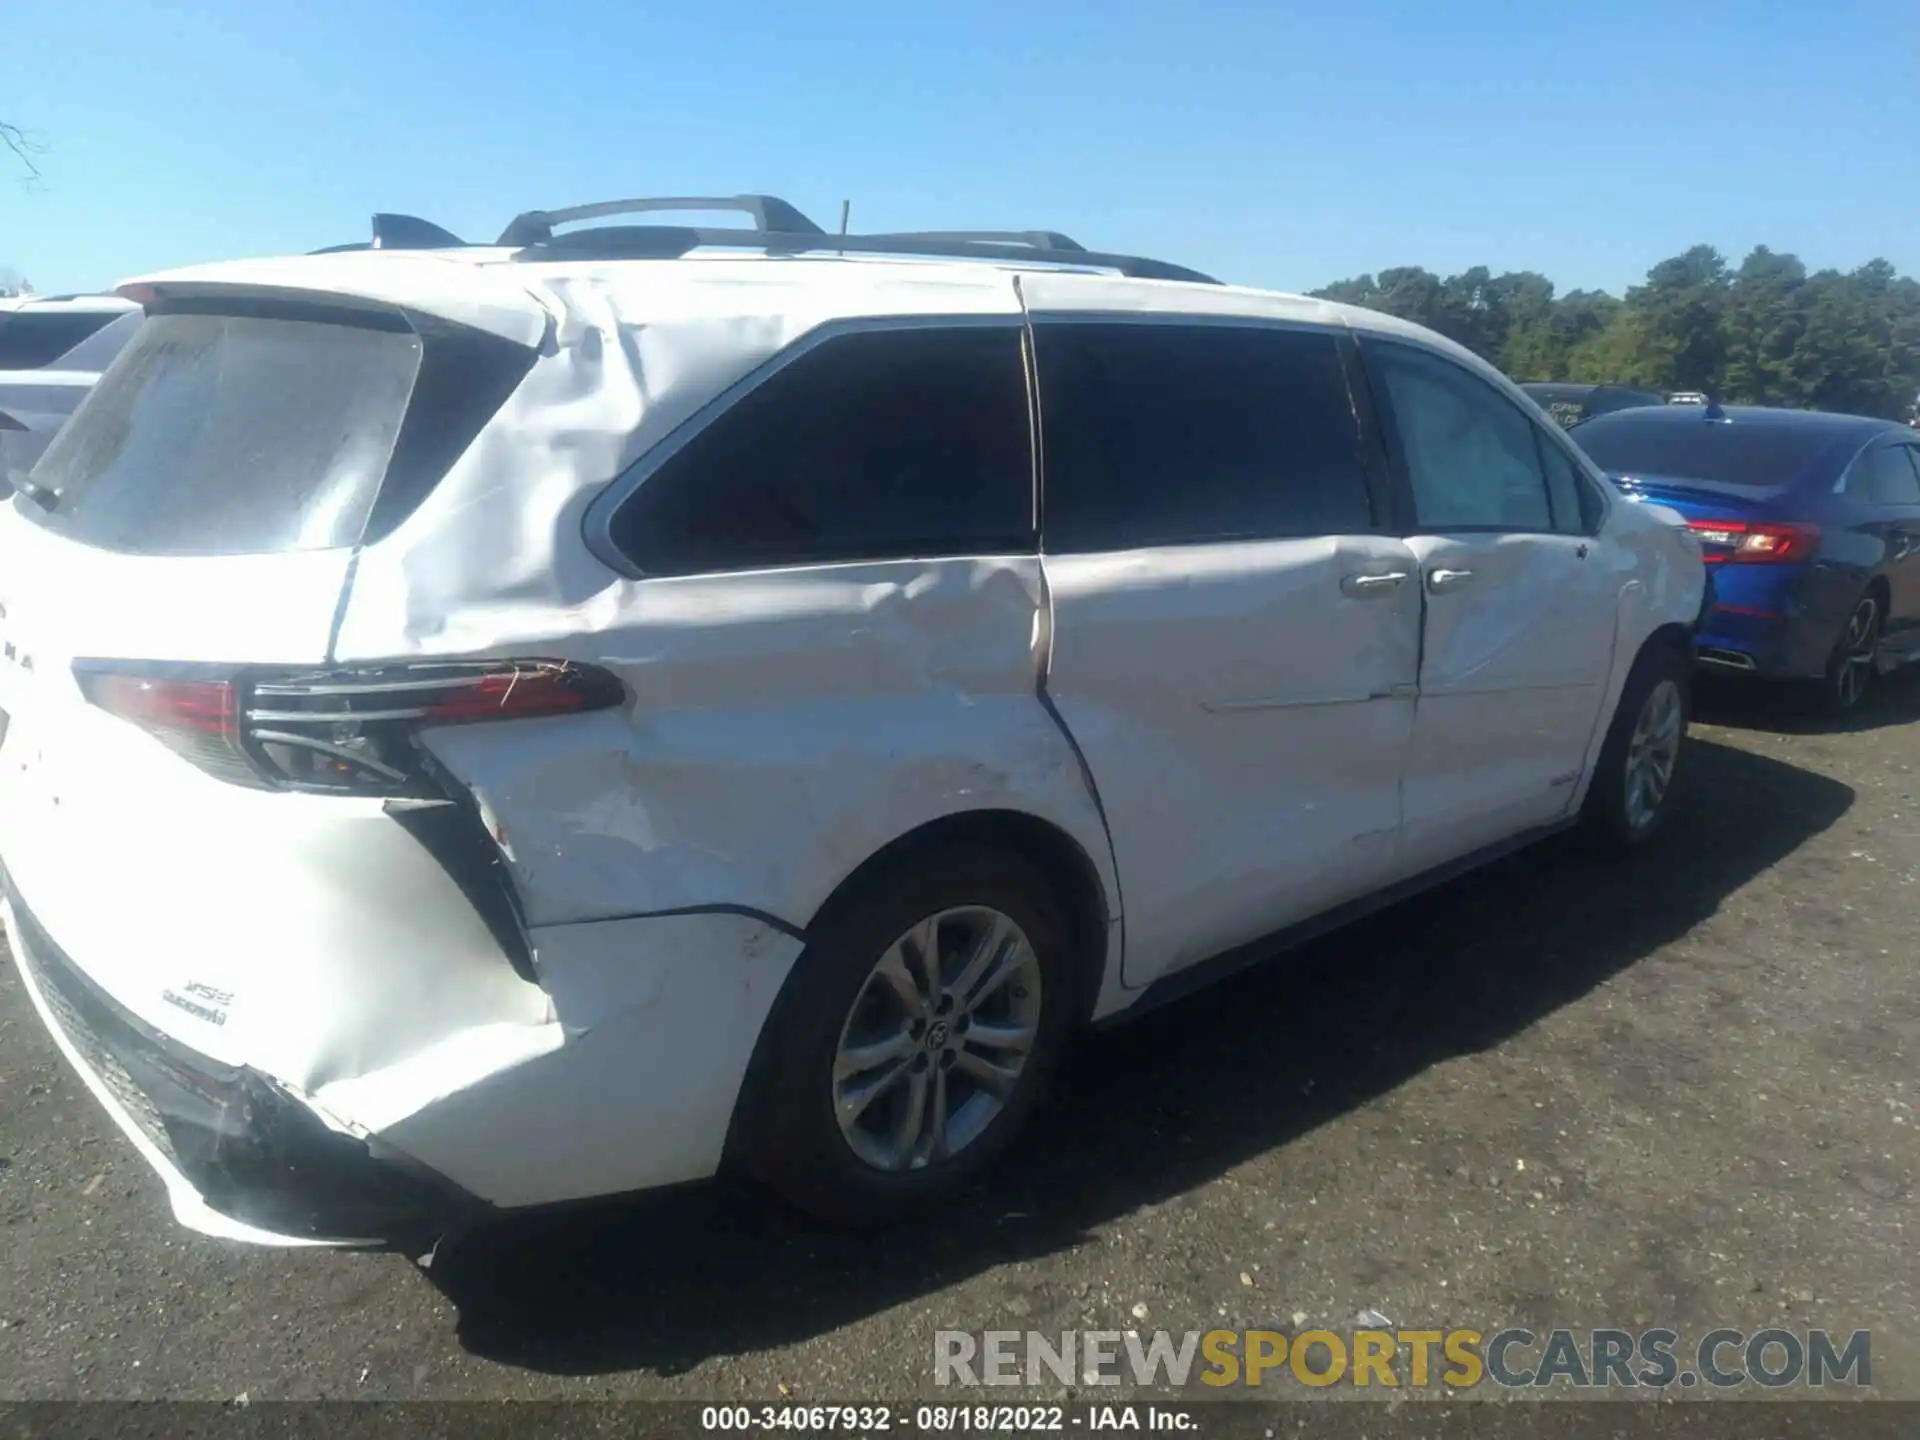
933, 1327, 1871, 1390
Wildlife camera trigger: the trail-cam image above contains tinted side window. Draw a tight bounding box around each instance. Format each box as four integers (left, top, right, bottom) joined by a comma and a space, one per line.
1367, 341, 1553, 531
608, 325, 1032, 576
0, 312, 119, 369
1034, 322, 1372, 552
1853, 444, 1920, 506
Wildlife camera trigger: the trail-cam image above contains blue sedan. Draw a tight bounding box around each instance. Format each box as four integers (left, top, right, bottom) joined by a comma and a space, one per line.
1571, 402, 1920, 712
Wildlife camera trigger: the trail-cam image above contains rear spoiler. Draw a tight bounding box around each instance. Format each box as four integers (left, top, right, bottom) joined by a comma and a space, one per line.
115, 254, 552, 349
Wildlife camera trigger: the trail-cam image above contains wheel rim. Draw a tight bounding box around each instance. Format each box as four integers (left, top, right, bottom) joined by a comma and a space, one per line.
831, 905, 1043, 1173
1833, 598, 1879, 710
1624, 678, 1683, 832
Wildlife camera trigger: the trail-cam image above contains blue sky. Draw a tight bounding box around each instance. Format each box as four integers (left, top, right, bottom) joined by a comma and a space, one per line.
4, 0, 1917, 299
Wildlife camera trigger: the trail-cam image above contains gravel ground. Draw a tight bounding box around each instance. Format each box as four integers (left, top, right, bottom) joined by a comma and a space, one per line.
1, 673, 1914, 1403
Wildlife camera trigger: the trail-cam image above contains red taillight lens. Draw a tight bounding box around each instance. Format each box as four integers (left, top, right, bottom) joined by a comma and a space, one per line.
72, 672, 262, 786
407, 669, 611, 723
75, 659, 624, 795
1684, 519, 1819, 564
80, 673, 235, 733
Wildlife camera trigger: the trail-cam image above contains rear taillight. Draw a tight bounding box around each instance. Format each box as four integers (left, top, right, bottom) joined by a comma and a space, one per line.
74, 670, 258, 786
1684, 519, 1819, 564
74, 659, 624, 795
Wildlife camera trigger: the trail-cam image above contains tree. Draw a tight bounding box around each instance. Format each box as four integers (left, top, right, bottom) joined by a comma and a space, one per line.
1311, 244, 1920, 420
1622, 245, 1731, 394
1, 118, 42, 181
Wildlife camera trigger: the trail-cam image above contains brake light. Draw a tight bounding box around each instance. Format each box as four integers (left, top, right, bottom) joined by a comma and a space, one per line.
1684, 519, 1819, 564
74, 659, 624, 796
75, 671, 258, 786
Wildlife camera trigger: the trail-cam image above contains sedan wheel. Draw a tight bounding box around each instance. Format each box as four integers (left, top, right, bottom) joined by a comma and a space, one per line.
1829, 596, 1880, 712
833, 906, 1043, 1173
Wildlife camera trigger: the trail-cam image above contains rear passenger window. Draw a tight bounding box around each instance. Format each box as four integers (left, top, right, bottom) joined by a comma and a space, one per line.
1853, 444, 1920, 506
1033, 322, 1373, 552
1366, 340, 1554, 532
607, 324, 1032, 576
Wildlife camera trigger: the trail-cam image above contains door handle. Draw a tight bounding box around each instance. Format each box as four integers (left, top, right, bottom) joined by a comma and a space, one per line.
1427, 567, 1476, 594
1340, 570, 1410, 598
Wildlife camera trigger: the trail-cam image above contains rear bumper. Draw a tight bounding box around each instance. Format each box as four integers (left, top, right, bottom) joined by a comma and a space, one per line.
1690, 563, 1839, 679
5, 872, 486, 1247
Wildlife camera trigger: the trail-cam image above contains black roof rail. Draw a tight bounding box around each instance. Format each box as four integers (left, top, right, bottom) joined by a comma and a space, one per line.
509, 225, 1218, 285
865, 230, 1088, 252
309, 212, 468, 255
498, 195, 825, 248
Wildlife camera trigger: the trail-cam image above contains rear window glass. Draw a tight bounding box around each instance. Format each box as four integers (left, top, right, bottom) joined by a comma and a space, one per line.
0, 311, 120, 370
21, 311, 421, 555
1572, 415, 1844, 491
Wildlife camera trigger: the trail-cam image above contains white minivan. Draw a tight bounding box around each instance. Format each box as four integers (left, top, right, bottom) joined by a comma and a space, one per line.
0, 198, 1706, 1247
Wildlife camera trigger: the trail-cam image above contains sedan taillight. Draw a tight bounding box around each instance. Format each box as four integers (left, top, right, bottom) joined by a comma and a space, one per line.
74, 659, 624, 795
1684, 519, 1820, 564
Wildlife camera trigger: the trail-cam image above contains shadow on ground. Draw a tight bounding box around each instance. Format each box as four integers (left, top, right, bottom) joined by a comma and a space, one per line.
429, 736, 1853, 1377
1694, 663, 1920, 736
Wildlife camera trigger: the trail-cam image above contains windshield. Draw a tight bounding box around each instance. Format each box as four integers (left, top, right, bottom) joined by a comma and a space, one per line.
21, 309, 422, 556
1572, 415, 1845, 491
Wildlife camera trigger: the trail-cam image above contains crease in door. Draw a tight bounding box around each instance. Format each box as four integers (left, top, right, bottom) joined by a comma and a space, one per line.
1202, 687, 1398, 714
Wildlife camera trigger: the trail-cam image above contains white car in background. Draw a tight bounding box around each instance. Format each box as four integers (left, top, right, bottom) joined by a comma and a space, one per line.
0, 197, 1707, 1248
0, 294, 142, 491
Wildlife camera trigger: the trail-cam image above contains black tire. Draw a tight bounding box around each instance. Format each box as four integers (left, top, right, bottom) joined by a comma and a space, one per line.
1821, 591, 1882, 715
739, 844, 1076, 1228
1583, 635, 1691, 853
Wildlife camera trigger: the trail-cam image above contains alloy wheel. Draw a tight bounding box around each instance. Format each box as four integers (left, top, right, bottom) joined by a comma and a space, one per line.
1833, 597, 1880, 711
1624, 677, 1683, 832
832, 905, 1043, 1173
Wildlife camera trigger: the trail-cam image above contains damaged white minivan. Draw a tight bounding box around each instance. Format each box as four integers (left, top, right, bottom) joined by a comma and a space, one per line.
0, 197, 1706, 1246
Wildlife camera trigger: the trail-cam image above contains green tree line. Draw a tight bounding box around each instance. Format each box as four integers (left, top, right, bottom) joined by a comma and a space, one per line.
1312, 245, 1920, 421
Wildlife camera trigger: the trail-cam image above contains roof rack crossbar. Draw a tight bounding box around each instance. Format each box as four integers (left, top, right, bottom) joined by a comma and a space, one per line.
498, 195, 826, 248
509, 225, 1217, 285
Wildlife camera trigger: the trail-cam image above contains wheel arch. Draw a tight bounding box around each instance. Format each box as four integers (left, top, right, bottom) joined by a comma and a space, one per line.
719, 807, 1115, 1173
1645, 618, 1697, 665
803, 808, 1114, 1022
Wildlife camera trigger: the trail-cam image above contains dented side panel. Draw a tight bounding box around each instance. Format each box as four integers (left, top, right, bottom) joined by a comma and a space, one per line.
381, 913, 805, 1205
320, 263, 1118, 945
413, 556, 1118, 940
330, 265, 1028, 661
